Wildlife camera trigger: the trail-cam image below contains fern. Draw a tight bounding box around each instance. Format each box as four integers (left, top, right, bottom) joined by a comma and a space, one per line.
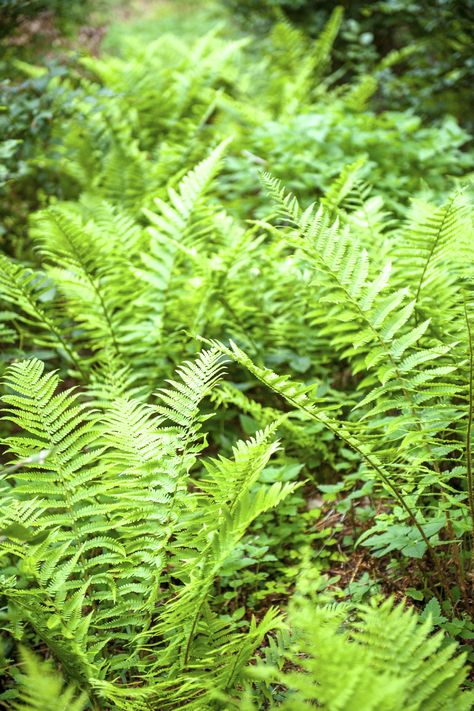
0, 255, 85, 377
10, 647, 87, 711
0, 350, 295, 708
396, 191, 474, 331
228, 578, 474, 710
2, 5, 474, 704
258, 177, 464, 477
261, 7, 343, 117
30, 207, 124, 360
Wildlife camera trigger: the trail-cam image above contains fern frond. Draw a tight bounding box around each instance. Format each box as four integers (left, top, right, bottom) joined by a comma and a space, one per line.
156, 346, 226, 434
0, 255, 84, 377
130, 141, 230, 361
11, 647, 88, 711
240, 593, 474, 710
321, 157, 367, 213
31, 207, 123, 359
264, 8, 342, 116
396, 191, 473, 328
261, 178, 464, 476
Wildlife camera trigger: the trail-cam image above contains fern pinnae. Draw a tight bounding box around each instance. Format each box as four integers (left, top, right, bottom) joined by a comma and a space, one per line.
12, 646, 88, 711
412, 191, 465, 310
266, 178, 461, 478
0, 256, 86, 378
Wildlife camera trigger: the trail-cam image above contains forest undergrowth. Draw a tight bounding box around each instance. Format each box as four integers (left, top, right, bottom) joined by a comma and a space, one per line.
1, 1, 474, 708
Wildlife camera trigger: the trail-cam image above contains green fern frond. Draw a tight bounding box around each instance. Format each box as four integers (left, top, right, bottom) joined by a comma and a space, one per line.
133, 141, 231, 356
143, 138, 231, 246
321, 157, 367, 213
0, 255, 84, 377
156, 346, 226, 433
261, 178, 464, 475
11, 647, 87, 711
396, 191, 473, 327
265, 8, 342, 116
311, 5, 343, 79
31, 206, 123, 359
238, 592, 474, 710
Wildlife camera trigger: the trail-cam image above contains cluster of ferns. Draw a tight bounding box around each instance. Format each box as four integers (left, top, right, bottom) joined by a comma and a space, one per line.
1, 8, 474, 710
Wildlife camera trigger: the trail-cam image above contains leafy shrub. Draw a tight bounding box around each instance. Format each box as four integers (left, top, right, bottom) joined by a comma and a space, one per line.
0, 62, 75, 255
0, 0, 100, 254
0, 0, 94, 39
219, 0, 474, 128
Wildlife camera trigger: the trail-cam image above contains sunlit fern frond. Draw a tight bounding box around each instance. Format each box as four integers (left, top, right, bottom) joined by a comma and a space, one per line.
233, 591, 474, 711
395, 190, 474, 335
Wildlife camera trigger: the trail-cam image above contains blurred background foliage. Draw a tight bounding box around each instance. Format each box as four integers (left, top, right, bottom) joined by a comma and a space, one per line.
222, 0, 474, 127
0, 0, 101, 249
1, 0, 473, 256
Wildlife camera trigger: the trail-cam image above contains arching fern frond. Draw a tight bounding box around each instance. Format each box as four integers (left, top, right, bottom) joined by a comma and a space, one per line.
260, 177, 463, 477
396, 190, 473, 331
130, 141, 231, 368
30, 207, 123, 360
143, 138, 231, 247
155, 346, 226, 436
149, 423, 295, 677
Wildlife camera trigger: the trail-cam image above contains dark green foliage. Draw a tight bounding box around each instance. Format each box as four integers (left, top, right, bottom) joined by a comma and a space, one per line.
220, 0, 474, 128
0, 63, 75, 254
0, 0, 94, 39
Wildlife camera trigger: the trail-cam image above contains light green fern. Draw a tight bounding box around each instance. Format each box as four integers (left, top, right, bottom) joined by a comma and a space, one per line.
227, 583, 474, 710
11, 647, 87, 711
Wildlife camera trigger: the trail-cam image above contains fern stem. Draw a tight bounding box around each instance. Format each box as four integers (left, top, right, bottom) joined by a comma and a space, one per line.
301, 404, 456, 604
225, 350, 456, 605
463, 295, 474, 550
94, 283, 121, 357
183, 591, 207, 666
332, 267, 439, 474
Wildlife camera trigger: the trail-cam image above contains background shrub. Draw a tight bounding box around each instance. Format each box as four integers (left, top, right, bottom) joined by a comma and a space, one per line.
220, 0, 474, 128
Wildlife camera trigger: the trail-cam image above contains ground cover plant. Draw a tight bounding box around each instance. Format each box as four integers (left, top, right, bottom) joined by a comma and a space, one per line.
1, 1, 474, 708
